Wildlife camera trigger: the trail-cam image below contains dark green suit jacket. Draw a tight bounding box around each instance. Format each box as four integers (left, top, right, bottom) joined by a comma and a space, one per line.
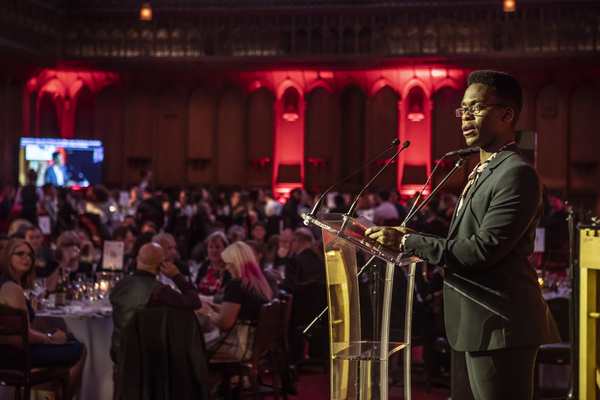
404, 144, 561, 352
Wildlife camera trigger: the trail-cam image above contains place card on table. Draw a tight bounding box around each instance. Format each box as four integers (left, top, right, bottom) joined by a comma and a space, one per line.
39, 216, 52, 235
102, 240, 124, 270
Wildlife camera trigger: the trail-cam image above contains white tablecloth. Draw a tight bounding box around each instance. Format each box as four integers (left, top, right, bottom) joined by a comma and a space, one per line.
33, 311, 115, 400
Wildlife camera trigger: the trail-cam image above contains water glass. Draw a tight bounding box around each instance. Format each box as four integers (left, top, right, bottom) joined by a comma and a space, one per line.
33, 277, 47, 298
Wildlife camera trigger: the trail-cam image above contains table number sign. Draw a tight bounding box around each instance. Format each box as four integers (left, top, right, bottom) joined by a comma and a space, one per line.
102, 240, 124, 270
39, 215, 52, 235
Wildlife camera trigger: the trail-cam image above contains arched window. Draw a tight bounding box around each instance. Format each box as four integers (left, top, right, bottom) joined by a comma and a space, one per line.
186, 29, 202, 57
326, 27, 339, 54
126, 29, 140, 57
140, 29, 155, 57
96, 29, 109, 57
295, 28, 309, 54
169, 29, 183, 57
342, 27, 355, 54
110, 29, 124, 57
358, 27, 371, 53
311, 28, 324, 54
422, 24, 437, 54
156, 28, 169, 57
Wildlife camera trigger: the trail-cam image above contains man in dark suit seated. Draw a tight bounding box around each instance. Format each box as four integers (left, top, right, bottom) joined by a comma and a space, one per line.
110, 242, 201, 365
281, 228, 328, 365
367, 70, 560, 400
152, 232, 191, 277
44, 152, 69, 186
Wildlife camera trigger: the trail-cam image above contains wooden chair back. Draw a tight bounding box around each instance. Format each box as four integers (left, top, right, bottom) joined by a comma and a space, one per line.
0, 305, 31, 375
251, 300, 285, 361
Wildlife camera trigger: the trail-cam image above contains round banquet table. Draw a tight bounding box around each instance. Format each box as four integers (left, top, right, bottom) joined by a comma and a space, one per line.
0, 301, 217, 400
31, 309, 115, 400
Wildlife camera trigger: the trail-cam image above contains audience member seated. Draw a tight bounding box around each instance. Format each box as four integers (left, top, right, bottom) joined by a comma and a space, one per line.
273, 228, 294, 270
0, 238, 87, 398
152, 232, 190, 277
263, 191, 283, 218
250, 221, 267, 245
24, 225, 55, 272
373, 190, 400, 226
195, 231, 232, 297
262, 233, 280, 267
140, 220, 158, 234
281, 228, 328, 365
112, 226, 138, 254
7, 219, 33, 239
75, 227, 99, 265
44, 230, 94, 292
124, 186, 140, 217
198, 241, 273, 363
227, 224, 246, 244
109, 242, 202, 365
121, 215, 136, 228
123, 232, 154, 274
389, 189, 408, 223
329, 194, 350, 214
136, 188, 164, 230
246, 240, 280, 298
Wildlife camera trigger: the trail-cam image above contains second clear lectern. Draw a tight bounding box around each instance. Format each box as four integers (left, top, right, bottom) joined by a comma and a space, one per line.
303, 213, 422, 400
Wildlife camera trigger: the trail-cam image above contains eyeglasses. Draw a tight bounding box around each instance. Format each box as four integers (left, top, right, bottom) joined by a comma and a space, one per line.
455, 103, 507, 117
13, 251, 34, 260
62, 243, 81, 249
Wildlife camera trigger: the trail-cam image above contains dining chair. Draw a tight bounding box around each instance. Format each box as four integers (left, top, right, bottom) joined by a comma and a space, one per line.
211, 299, 287, 399
0, 305, 69, 400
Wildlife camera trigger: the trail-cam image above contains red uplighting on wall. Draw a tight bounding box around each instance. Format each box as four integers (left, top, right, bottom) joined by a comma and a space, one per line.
407, 112, 425, 122
282, 105, 300, 121
23, 68, 121, 139
24, 65, 466, 197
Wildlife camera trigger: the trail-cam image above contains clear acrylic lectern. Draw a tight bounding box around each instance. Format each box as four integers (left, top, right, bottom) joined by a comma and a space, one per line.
302, 213, 422, 400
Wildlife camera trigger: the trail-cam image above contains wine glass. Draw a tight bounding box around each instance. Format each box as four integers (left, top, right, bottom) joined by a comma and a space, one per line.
33, 277, 47, 298
72, 273, 86, 301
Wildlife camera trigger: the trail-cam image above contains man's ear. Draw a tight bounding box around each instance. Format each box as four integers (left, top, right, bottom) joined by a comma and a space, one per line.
502, 107, 515, 123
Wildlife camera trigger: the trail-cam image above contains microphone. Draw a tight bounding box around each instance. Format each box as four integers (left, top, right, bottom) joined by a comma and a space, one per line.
305, 138, 401, 219
445, 147, 480, 157
346, 140, 410, 218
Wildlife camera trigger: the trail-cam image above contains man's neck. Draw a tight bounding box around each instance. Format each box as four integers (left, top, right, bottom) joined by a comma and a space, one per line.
136, 267, 157, 276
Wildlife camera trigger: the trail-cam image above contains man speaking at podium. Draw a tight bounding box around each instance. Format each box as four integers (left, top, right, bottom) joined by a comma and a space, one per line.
366, 70, 560, 400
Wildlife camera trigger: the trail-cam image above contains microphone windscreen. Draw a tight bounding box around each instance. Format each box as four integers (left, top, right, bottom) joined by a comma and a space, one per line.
403, 141, 410, 148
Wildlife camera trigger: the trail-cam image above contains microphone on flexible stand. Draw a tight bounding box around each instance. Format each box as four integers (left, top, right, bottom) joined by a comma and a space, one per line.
338, 140, 410, 234
303, 138, 401, 224
445, 147, 480, 157
303, 140, 410, 334
401, 146, 479, 227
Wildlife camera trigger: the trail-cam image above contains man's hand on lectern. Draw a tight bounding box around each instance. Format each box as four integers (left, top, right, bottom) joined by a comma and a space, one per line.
365, 226, 419, 250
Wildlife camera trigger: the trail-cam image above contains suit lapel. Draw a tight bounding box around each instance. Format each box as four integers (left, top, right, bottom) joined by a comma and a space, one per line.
447, 145, 520, 238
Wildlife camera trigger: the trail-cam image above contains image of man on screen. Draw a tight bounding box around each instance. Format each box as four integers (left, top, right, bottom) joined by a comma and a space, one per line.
44, 152, 68, 186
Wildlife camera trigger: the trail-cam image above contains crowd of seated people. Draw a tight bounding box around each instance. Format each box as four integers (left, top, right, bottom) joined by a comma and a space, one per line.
1, 170, 526, 397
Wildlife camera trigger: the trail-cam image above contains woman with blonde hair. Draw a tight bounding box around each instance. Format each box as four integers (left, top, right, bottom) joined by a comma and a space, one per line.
199, 241, 273, 363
